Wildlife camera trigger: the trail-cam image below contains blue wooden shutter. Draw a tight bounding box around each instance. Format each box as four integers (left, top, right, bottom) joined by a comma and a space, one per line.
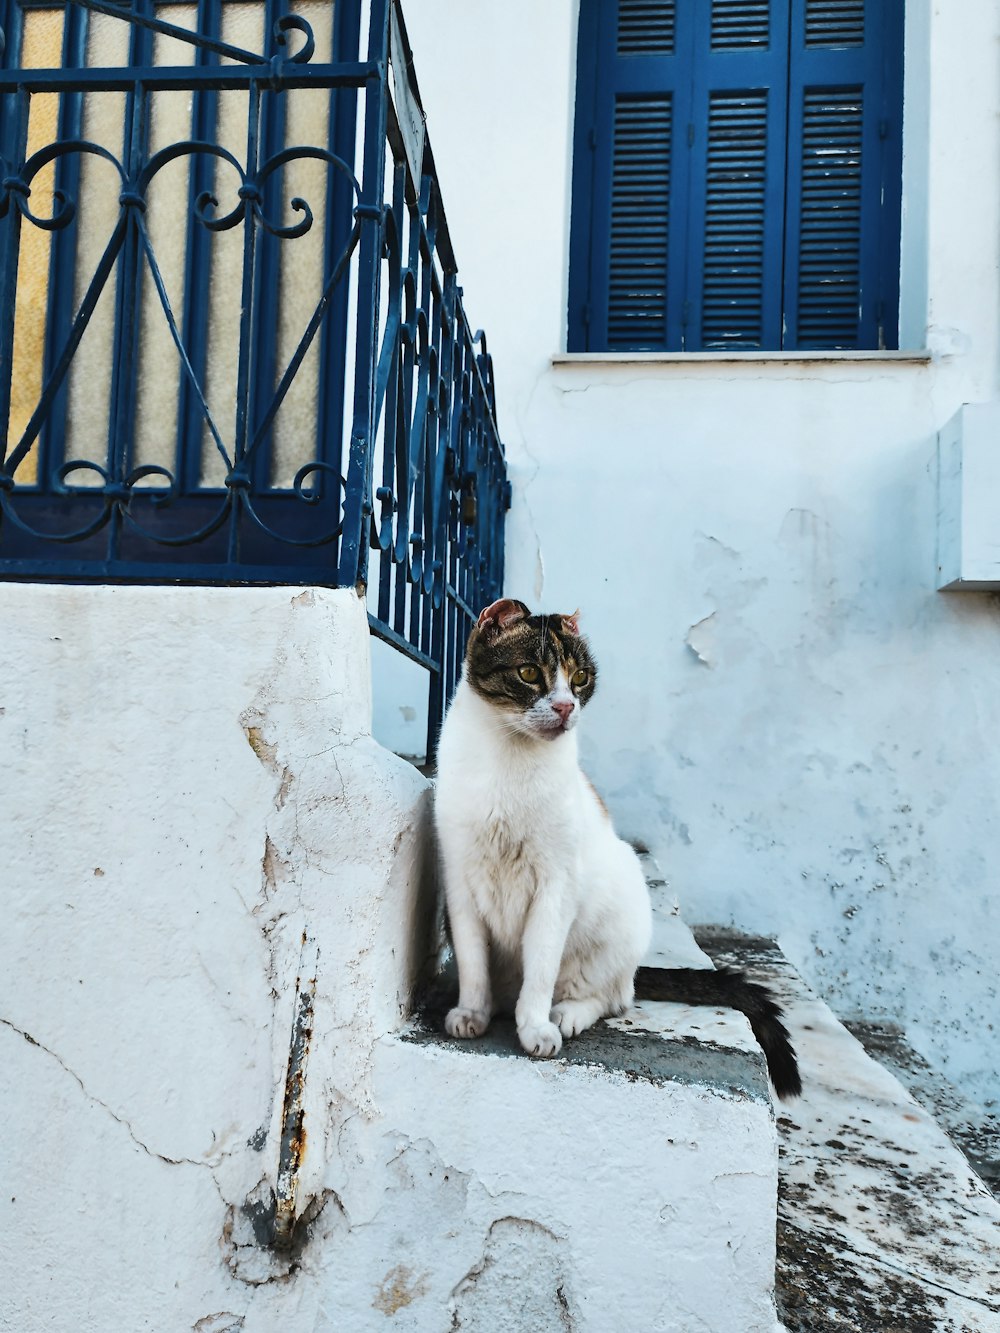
569, 0, 903, 353
568, 0, 692, 351
781, 0, 904, 348
684, 0, 791, 349
570, 0, 792, 352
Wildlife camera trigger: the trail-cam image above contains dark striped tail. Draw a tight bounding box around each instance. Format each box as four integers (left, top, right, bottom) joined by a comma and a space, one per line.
634, 965, 802, 1101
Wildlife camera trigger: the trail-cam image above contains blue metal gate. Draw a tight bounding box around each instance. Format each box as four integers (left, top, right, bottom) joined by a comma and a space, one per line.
0, 0, 508, 745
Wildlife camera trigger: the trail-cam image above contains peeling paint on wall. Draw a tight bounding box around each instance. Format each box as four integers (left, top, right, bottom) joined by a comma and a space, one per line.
686, 612, 719, 667
450, 1217, 576, 1332
192, 1314, 245, 1333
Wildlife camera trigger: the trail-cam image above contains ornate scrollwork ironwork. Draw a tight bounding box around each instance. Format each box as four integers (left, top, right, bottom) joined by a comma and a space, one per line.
272, 14, 316, 68
0, 131, 362, 547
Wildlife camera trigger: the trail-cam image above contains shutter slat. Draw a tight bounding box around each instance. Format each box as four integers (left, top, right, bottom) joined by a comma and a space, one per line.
805, 0, 864, 48
711, 0, 771, 50
607, 96, 672, 348
618, 0, 676, 55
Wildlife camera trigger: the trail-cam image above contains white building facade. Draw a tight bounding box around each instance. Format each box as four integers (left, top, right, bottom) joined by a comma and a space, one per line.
4, 2, 1000, 1328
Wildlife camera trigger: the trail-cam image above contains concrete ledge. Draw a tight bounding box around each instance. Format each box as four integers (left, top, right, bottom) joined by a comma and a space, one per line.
1, 583, 438, 1331
403, 1012, 772, 1103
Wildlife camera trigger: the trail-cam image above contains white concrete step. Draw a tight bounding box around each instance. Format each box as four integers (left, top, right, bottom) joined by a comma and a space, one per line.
394, 863, 783, 1332
408, 857, 1000, 1331
846, 1018, 1000, 1199
388, 1015, 779, 1333
698, 930, 1000, 1332
397, 857, 1000, 1330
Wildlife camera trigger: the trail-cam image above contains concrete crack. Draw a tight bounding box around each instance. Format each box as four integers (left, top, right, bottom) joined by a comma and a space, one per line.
868, 1249, 1000, 1313
1, 1017, 218, 1170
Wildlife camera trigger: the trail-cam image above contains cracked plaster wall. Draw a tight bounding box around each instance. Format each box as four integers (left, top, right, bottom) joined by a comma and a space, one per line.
397, 0, 1000, 1110
1, 583, 780, 1332
0, 584, 438, 1329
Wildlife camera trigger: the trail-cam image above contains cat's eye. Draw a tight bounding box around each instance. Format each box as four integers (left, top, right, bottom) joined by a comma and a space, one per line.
517, 665, 541, 683
571, 669, 589, 689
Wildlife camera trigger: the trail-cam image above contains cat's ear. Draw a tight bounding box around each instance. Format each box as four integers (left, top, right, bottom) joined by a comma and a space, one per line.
477, 598, 530, 635
559, 608, 582, 637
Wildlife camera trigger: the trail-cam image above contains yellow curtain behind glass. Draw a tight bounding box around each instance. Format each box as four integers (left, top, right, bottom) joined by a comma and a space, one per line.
8, 9, 63, 483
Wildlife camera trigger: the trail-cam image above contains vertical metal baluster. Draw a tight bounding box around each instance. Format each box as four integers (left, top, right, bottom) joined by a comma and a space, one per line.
394, 212, 417, 638
425, 267, 456, 757
40, 1, 87, 491
105, 4, 152, 564
0, 88, 29, 480
392, 345, 408, 635
376, 161, 405, 626
411, 179, 433, 652
317, 0, 362, 579
418, 283, 439, 662
229, 75, 262, 565
175, 0, 220, 496
247, 0, 284, 499
418, 359, 434, 659
338, 0, 390, 590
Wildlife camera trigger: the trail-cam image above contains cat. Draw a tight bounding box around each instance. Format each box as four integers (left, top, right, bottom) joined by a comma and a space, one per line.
432, 597, 800, 1100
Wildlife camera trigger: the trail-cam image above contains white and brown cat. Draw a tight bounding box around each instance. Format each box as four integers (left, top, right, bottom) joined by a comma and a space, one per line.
433, 598, 800, 1100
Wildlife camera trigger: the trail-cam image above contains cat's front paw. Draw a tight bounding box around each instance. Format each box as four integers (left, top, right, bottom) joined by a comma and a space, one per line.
550, 999, 600, 1039
445, 1006, 490, 1039
518, 1020, 562, 1058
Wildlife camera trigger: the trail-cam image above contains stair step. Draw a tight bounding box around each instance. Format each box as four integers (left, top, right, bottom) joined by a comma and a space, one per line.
639, 850, 718, 971
846, 1019, 1000, 1198
403, 862, 783, 1332
394, 1007, 779, 1332
696, 929, 1000, 1333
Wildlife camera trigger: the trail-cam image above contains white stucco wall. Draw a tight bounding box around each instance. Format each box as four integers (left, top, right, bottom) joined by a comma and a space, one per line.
395, 0, 1000, 1110
0, 585, 430, 1328
1, 584, 780, 1331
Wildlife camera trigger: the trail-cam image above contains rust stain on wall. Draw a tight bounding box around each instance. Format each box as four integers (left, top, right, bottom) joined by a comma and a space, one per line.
373, 1264, 429, 1315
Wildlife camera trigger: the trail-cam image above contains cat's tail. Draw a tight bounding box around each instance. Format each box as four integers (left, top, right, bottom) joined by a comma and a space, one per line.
633, 965, 802, 1101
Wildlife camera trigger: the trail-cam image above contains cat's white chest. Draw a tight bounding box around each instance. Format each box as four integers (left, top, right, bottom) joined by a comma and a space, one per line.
453, 771, 569, 943
467, 800, 539, 932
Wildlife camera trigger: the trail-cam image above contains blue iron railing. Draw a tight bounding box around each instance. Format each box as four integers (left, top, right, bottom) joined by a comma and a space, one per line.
0, 0, 509, 745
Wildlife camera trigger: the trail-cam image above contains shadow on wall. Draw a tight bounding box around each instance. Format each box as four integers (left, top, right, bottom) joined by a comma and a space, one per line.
371, 634, 432, 763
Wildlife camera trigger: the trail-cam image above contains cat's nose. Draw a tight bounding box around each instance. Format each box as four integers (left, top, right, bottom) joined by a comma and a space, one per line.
552, 700, 574, 723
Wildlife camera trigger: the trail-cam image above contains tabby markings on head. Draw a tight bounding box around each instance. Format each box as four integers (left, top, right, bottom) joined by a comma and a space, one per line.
466, 598, 597, 740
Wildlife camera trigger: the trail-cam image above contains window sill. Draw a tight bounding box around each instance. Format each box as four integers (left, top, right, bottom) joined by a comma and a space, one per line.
552, 350, 932, 367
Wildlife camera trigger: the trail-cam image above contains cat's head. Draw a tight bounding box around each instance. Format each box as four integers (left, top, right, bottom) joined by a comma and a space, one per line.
465, 598, 597, 741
